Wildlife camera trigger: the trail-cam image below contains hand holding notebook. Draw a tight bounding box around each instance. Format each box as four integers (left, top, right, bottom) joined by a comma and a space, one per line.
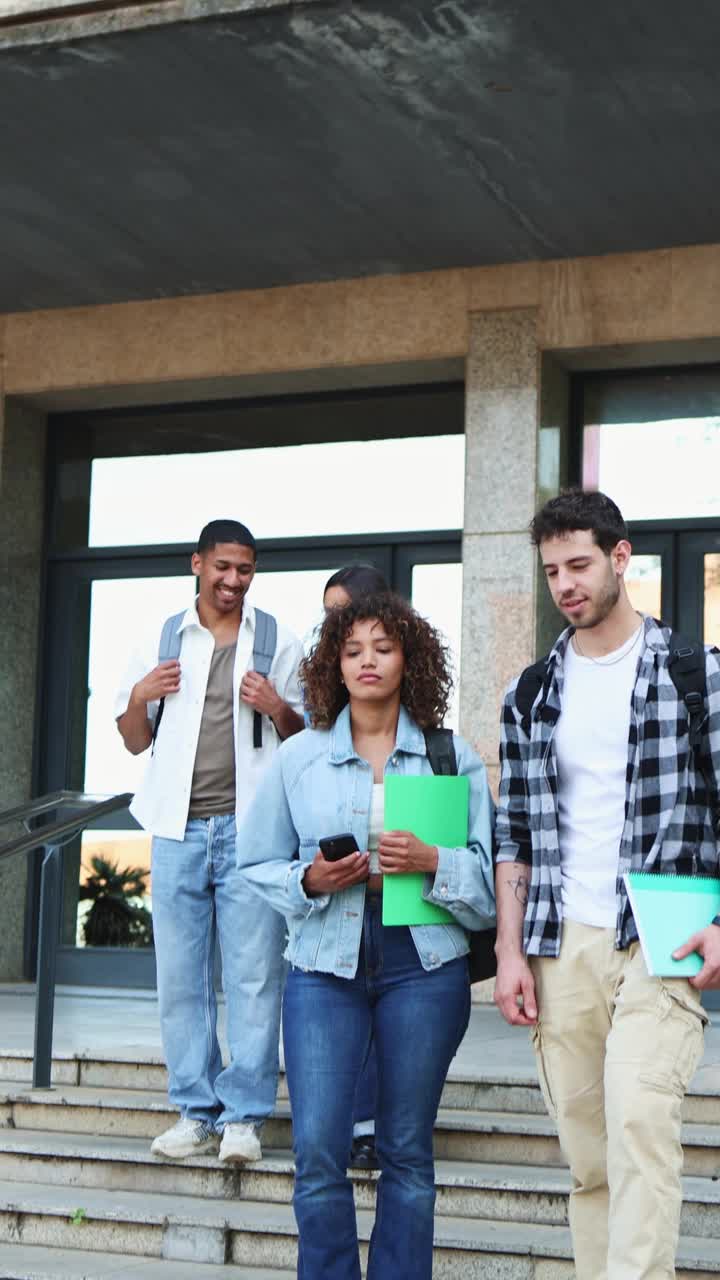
382, 774, 469, 926
624, 872, 720, 978
671, 908, 720, 986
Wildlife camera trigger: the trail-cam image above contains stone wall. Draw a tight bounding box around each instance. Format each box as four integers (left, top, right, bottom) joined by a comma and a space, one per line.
0, 397, 47, 980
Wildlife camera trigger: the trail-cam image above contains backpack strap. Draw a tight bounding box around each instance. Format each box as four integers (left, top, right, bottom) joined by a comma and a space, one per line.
667, 630, 714, 804
151, 610, 186, 751
251, 608, 278, 749
515, 656, 550, 737
423, 727, 497, 984
423, 727, 457, 776
158, 611, 185, 663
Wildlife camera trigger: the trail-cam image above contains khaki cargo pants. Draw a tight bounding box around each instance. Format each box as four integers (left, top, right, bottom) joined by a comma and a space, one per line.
530, 920, 707, 1280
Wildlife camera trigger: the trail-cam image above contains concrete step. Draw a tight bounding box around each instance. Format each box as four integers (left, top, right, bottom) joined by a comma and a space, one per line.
3, 1046, 720, 1122
0, 1242, 293, 1278
2, 1180, 720, 1277
4, 1080, 720, 1176
0, 1048, 546, 1115
2, 1128, 720, 1236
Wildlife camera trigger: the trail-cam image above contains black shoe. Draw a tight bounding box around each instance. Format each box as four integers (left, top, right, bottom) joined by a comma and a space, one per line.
349, 1135, 379, 1170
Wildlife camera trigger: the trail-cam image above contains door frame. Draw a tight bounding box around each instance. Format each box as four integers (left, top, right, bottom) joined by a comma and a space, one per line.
627, 517, 720, 632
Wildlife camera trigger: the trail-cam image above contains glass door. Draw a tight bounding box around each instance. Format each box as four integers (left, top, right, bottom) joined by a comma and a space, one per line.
38, 537, 460, 987
36, 384, 465, 987
43, 553, 374, 986
624, 524, 720, 643
624, 531, 673, 623
677, 530, 720, 648
42, 556, 195, 986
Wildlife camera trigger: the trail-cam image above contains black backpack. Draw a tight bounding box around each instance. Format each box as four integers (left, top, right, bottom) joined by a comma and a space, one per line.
515, 630, 714, 805
424, 728, 497, 984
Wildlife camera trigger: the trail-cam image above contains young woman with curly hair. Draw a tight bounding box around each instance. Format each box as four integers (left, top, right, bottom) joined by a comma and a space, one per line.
236, 593, 495, 1280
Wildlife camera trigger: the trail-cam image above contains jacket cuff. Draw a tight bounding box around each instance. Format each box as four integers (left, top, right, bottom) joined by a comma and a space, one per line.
422, 845, 458, 905
286, 862, 330, 915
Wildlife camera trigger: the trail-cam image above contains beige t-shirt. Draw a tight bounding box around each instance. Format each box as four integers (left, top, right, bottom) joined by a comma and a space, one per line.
188, 643, 236, 818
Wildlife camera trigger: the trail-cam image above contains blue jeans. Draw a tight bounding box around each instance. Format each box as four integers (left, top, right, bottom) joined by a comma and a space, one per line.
283, 893, 470, 1280
353, 1041, 377, 1132
152, 815, 286, 1128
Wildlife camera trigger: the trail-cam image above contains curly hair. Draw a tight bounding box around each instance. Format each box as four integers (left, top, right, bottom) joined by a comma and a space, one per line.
302, 592, 454, 730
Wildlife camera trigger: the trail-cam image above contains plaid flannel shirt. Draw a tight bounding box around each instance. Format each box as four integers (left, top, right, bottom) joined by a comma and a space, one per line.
496, 616, 720, 956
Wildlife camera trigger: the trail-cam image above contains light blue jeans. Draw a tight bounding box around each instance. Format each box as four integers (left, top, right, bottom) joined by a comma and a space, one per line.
151, 815, 286, 1129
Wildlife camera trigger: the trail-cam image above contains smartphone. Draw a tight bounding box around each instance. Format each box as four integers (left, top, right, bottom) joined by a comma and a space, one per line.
318, 832, 359, 862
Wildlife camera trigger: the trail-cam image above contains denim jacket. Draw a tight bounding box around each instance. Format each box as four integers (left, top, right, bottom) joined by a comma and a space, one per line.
236, 705, 496, 978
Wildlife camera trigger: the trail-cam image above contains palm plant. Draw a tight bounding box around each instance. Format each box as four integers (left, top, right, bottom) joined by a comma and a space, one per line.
79, 855, 153, 948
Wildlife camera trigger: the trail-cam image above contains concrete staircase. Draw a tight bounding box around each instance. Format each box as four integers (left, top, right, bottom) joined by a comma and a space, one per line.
1, 1047, 720, 1278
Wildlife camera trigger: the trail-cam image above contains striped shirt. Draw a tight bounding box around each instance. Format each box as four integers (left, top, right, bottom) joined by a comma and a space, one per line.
495, 616, 720, 956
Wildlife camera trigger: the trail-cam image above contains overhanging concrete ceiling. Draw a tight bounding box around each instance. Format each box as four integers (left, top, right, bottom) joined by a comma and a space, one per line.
1, 0, 719, 313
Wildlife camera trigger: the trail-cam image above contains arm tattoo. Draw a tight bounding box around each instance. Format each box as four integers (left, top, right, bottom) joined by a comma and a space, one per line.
506, 875, 529, 907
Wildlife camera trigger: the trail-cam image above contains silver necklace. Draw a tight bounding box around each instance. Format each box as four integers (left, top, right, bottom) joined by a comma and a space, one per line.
573, 619, 643, 666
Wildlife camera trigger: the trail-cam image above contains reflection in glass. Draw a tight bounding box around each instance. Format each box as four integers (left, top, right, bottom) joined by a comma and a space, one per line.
582, 417, 720, 521
66, 576, 194, 949
76, 829, 153, 949
625, 555, 662, 621
89, 435, 465, 547
411, 563, 463, 732
705, 555, 720, 647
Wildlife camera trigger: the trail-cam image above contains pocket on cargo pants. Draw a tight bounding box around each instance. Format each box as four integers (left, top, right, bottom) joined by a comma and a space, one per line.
637, 980, 707, 1096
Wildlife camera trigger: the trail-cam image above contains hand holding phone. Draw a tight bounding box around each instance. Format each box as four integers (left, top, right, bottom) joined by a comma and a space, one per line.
318, 833, 359, 862
304, 833, 368, 897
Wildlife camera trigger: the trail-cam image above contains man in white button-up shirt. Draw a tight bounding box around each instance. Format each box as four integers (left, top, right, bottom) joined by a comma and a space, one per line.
115, 519, 304, 1164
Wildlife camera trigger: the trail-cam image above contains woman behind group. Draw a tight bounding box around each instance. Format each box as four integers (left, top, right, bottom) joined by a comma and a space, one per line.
322, 563, 389, 613
237, 593, 495, 1280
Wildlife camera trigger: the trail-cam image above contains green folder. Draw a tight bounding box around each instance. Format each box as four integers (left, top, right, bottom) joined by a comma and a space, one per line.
382, 775, 469, 926
624, 872, 720, 976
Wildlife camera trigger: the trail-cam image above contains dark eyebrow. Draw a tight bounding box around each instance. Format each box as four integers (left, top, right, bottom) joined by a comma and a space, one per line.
545, 555, 591, 566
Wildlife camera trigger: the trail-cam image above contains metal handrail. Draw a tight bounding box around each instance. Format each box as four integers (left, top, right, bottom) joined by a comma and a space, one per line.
0, 790, 74, 828
0, 792, 133, 862
0, 790, 134, 1088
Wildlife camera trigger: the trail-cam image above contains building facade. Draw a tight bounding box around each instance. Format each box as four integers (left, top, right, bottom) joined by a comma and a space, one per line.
2, 1, 720, 985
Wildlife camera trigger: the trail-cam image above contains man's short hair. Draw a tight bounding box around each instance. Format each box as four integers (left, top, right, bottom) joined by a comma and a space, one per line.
530, 489, 628, 554
197, 519, 257, 555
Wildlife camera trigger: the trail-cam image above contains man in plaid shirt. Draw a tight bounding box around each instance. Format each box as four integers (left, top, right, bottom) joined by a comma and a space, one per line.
495, 489, 720, 1280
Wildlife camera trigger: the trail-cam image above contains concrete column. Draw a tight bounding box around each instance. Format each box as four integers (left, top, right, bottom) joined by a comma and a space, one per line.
0, 395, 47, 980
459, 309, 540, 790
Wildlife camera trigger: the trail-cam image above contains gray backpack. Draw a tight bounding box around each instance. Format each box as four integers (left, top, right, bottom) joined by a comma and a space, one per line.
151, 607, 277, 750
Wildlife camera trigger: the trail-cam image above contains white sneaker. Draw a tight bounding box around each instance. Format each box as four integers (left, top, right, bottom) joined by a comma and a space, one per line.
218, 1122, 263, 1164
151, 1118, 220, 1159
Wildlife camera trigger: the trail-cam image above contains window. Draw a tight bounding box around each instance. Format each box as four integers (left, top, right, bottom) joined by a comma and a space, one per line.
88, 435, 465, 546
580, 369, 720, 520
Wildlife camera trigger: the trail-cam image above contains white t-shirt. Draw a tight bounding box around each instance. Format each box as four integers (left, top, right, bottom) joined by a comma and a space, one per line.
554, 625, 642, 928
367, 783, 385, 875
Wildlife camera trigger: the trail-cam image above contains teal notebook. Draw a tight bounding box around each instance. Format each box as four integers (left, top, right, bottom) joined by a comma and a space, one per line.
382, 775, 469, 927
624, 872, 720, 977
